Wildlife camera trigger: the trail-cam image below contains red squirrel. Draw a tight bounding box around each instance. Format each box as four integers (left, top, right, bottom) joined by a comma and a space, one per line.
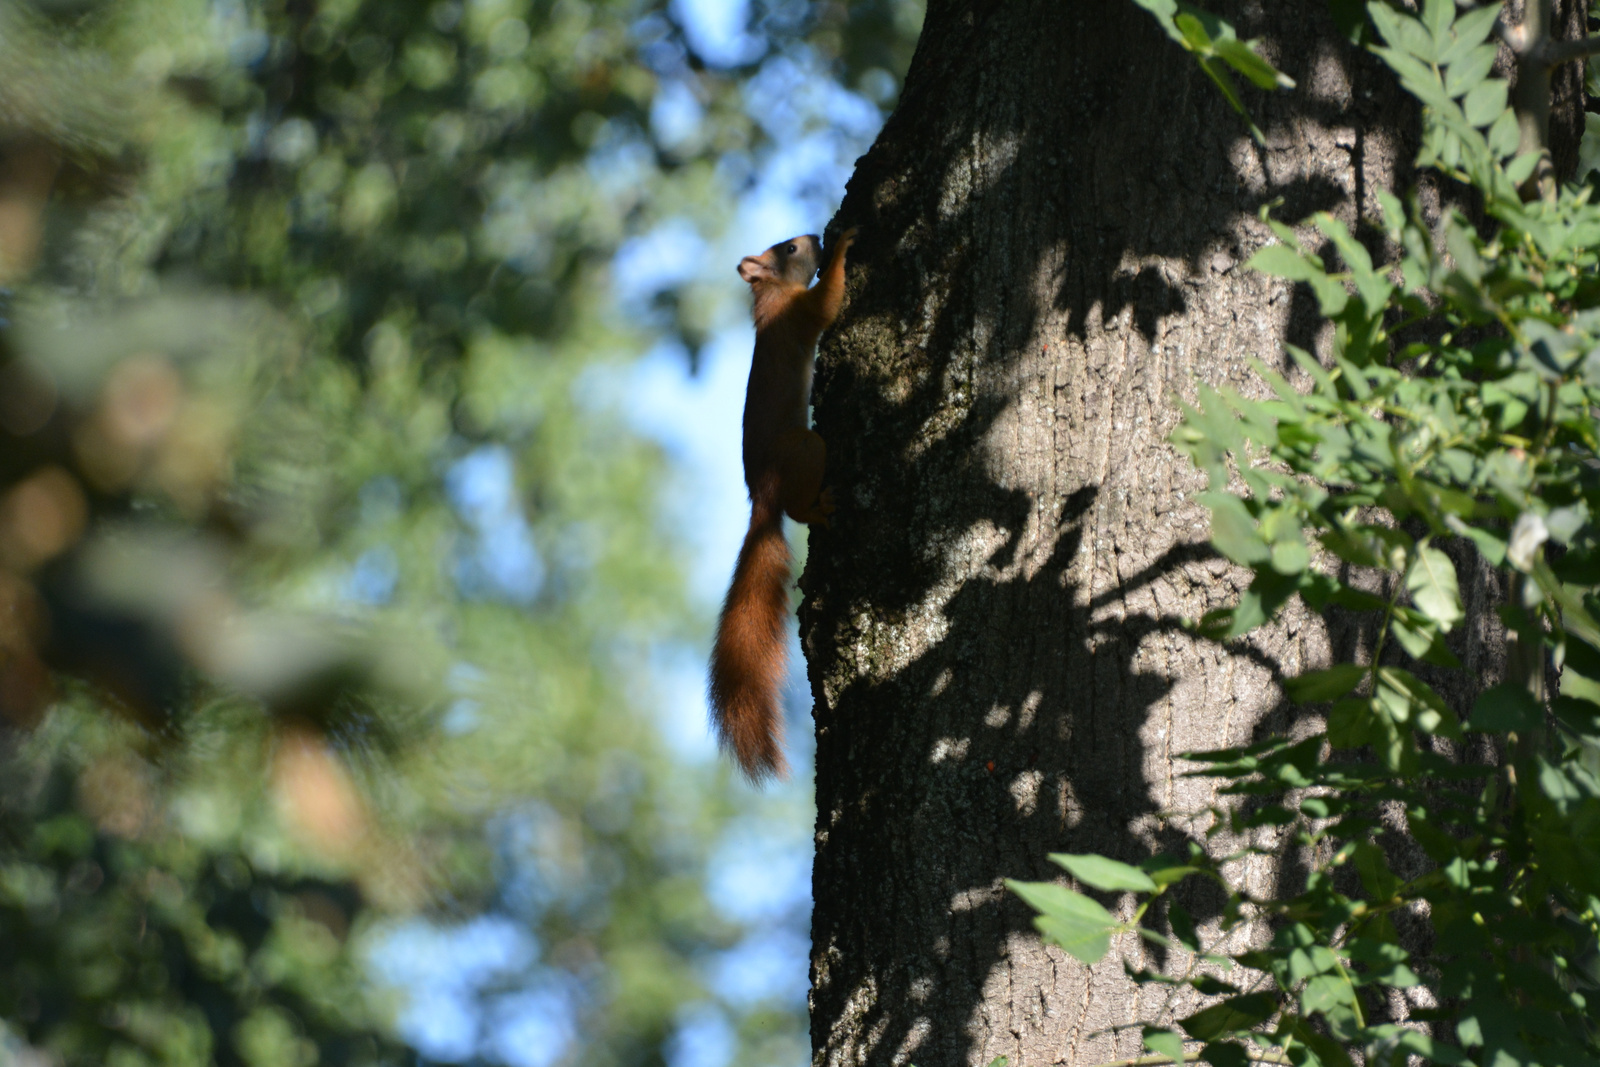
709, 227, 856, 780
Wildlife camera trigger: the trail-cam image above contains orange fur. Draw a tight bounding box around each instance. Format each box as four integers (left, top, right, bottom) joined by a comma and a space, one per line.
709, 227, 855, 781
709, 493, 791, 779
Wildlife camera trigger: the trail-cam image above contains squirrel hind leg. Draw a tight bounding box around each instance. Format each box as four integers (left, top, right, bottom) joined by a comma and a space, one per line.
792, 486, 835, 528
777, 427, 832, 525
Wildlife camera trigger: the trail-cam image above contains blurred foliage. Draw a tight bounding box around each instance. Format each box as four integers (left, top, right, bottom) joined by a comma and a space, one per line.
0, 0, 922, 1063
1, 711, 409, 1067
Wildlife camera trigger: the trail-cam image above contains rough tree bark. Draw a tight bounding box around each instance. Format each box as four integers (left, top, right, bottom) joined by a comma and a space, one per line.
802, 1, 1429, 1065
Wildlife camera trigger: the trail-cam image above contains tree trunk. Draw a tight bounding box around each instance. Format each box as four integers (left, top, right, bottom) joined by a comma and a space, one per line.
802, 2, 1421, 1064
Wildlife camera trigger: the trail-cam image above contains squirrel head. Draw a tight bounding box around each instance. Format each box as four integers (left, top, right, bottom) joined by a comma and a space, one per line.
737, 234, 823, 288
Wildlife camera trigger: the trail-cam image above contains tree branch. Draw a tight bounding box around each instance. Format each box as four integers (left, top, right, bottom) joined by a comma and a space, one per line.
1504, 0, 1556, 199
1540, 35, 1600, 68
1090, 1055, 1293, 1067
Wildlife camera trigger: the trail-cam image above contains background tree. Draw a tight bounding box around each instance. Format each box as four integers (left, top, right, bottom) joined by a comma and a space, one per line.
803, 1, 1587, 1063
0, 0, 922, 1065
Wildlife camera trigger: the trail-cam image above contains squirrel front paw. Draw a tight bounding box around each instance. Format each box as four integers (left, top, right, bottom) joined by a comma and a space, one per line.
804, 487, 838, 529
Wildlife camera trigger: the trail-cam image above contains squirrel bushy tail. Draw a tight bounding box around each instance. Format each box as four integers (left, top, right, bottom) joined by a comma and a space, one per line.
710, 227, 854, 781
709, 495, 790, 780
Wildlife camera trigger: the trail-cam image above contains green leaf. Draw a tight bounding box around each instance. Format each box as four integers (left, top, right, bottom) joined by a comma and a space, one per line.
1126, 963, 1185, 986
1200, 492, 1270, 565
1191, 975, 1239, 995
1376, 667, 1462, 739
1128, 0, 1182, 40
1390, 610, 1461, 668
1468, 683, 1542, 732
1462, 78, 1508, 126
1233, 804, 1295, 830
1364, 2, 1406, 52
1378, 49, 1449, 106
1302, 573, 1390, 613
1345, 938, 1421, 987
1144, 1027, 1186, 1064
1048, 853, 1157, 893
1301, 973, 1358, 1014
1286, 344, 1336, 392
1292, 1024, 1356, 1067
1178, 993, 1278, 1040
1487, 108, 1520, 157
1142, 854, 1201, 888
1442, 43, 1496, 98
1553, 695, 1600, 738
1420, 0, 1452, 45
1169, 900, 1201, 952
1447, 3, 1501, 52
1314, 213, 1390, 314
1386, 612, 1434, 665
1540, 566, 1600, 648
1201, 1042, 1250, 1067
1005, 880, 1117, 964
1375, 187, 1407, 238
1270, 537, 1310, 575
1545, 504, 1588, 546
1288, 946, 1325, 983
1407, 544, 1463, 631
1212, 38, 1294, 90
1351, 840, 1397, 901
1284, 664, 1368, 704
1174, 11, 1214, 49
1504, 150, 1541, 187
1309, 273, 1351, 316
1328, 0, 1368, 43
1225, 568, 1301, 637
1580, 112, 1600, 179
1189, 383, 1246, 457
1137, 926, 1174, 949
1195, 58, 1266, 143
1248, 243, 1320, 280
1318, 527, 1384, 569
1563, 633, 1600, 681
1384, 1032, 1471, 1066
1371, 3, 1438, 61
1328, 698, 1374, 747
1454, 523, 1507, 566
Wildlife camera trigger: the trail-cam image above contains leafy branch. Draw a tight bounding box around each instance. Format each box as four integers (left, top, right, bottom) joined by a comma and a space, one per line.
1014, 2, 1600, 1065
1128, 0, 1294, 144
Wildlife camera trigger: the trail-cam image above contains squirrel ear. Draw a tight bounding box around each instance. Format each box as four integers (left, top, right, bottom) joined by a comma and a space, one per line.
738, 255, 774, 284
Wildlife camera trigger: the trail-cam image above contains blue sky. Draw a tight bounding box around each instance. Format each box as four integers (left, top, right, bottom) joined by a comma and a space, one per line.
370, 0, 887, 1061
